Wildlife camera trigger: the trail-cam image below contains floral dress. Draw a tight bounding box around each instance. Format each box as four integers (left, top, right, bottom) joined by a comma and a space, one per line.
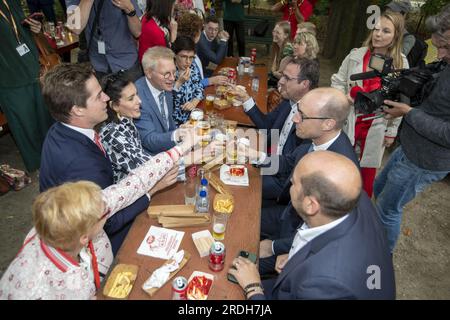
172, 62, 204, 126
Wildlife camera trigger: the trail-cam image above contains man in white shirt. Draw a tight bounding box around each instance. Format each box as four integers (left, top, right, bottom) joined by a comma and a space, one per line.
228, 151, 395, 300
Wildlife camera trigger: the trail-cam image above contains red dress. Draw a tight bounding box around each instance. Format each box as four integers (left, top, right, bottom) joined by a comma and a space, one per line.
282, 0, 314, 39
138, 17, 168, 62
350, 49, 381, 197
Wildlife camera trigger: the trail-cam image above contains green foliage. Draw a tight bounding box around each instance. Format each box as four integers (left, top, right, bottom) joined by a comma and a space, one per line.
420, 0, 448, 17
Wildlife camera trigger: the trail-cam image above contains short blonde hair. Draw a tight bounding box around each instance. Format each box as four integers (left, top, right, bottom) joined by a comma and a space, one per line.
142, 46, 175, 71
33, 181, 103, 251
294, 32, 320, 59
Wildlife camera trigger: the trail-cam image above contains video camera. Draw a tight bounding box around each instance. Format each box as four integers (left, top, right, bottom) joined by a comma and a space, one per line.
350, 54, 443, 114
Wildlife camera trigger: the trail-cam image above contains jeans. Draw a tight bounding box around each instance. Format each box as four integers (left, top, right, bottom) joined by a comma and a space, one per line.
374, 146, 449, 252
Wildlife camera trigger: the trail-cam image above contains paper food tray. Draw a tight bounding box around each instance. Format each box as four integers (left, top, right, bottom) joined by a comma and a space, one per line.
103, 263, 139, 299
186, 271, 214, 300
220, 164, 249, 186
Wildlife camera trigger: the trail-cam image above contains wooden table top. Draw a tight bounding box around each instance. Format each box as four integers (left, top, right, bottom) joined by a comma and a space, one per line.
199, 57, 268, 127
56, 31, 79, 55
98, 165, 262, 300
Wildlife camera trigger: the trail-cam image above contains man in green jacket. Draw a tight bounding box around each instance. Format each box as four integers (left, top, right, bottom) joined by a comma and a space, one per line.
0, 0, 52, 172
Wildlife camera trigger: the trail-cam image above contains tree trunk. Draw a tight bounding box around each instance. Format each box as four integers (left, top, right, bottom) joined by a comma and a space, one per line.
323, 0, 372, 65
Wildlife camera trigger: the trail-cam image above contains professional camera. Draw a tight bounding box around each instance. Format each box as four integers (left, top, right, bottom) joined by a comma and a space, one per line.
350, 54, 443, 114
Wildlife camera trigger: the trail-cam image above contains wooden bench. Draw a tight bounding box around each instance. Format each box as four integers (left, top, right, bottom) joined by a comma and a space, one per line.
243, 14, 278, 55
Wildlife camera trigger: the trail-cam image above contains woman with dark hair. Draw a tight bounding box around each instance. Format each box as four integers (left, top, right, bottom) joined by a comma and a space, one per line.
98, 72, 152, 183
138, 0, 177, 61
172, 36, 204, 126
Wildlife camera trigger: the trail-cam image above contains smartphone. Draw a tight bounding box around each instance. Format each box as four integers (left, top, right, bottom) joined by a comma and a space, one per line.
22, 12, 45, 25
227, 250, 257, 284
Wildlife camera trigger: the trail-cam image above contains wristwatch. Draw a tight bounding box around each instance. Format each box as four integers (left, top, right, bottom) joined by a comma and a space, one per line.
125, 9, 136, 17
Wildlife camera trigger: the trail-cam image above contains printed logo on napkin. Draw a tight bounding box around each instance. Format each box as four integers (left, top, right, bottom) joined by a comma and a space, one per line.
137, 226, 184, 259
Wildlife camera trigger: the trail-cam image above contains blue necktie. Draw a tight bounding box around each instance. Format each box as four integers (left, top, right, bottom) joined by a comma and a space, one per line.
158, 92, 168, 129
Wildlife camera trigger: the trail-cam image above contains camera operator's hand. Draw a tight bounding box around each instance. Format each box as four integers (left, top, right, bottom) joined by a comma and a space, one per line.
383, 100, 412, 118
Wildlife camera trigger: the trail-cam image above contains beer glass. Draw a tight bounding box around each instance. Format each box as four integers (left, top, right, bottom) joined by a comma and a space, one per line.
205, 95, 215, 114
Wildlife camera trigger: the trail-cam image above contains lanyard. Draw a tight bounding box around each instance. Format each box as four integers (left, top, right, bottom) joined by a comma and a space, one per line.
0, 0, 21, 44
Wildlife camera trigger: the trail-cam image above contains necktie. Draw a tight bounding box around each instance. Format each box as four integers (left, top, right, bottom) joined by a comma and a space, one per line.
94, 132, 106, 156
158, 91, 168, 129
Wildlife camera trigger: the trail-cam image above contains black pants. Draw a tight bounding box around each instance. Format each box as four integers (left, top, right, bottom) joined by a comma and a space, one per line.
224, 20, 245, 57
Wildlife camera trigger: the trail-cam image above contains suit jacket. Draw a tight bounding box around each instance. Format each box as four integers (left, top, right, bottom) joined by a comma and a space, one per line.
246, 99, 302, 156
252, 193, 396, 300
277, 132, 359, 204
39, 122, 149, 254
134, 76, 177, 154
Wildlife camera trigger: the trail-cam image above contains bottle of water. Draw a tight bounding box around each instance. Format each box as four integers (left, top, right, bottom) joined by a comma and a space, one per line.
195, 189, 209, 213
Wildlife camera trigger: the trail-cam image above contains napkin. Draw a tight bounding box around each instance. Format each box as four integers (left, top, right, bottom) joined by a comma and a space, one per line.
142, 250, 185, 290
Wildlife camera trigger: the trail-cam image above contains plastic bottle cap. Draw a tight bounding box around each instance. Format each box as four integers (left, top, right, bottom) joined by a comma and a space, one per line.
199, 190, 207, 197
201, 178, 208, 186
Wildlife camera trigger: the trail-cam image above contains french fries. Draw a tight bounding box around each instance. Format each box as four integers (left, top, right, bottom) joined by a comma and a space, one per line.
213, 194, 234, 214
107, 271, 135, 299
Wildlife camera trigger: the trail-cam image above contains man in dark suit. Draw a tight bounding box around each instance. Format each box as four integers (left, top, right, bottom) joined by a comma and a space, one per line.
196, 15, 229, 77
234, 57, 319, 200
135, 46, 189, 154
228, 151, 395, 300
39, 63, 187, 255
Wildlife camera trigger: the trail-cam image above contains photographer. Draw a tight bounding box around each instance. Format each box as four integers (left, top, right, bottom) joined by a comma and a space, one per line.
374, 4, 450, 253
331, 11, 409, 197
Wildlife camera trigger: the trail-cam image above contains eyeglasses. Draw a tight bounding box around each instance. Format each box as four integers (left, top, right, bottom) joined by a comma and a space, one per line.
155, 71, 176, 80
296, 105, 332, 122
178, 54, 195, 61
280, 73, 301, 82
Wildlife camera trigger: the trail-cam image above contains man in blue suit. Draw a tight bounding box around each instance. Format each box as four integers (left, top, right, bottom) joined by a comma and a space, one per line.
235, 57, 319, 201
253, 88, 358, 239
228, 151, 395, 300
135, 46, 188, 154
39, 63, 182, 255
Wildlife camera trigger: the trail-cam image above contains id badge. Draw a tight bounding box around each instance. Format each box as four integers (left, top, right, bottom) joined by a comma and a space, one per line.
16, 43, 30, 56
98, 40, 106, 55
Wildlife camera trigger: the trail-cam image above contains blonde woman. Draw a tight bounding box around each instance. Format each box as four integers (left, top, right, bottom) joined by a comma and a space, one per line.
278, 31, 320, 75
269, 21, 293, 86
331, 11, 409, 197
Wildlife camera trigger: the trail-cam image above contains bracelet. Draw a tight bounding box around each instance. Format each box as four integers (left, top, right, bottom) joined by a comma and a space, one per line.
245, 288, 264, 299
244, 282, 263, 292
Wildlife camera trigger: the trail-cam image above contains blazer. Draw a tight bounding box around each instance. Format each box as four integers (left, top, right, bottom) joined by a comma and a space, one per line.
252, 193, 396, 300
134, 76, 177, 154
246, 99, 302, 156
277, 132, 359, 204
39, 122, 149, 254
196, 32, 228, 77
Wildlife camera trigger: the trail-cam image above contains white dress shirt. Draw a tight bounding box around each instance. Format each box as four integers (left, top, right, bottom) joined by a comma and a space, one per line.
145, 77, 170, 129
62, 123, 95, 142
277, 101, 297, 155
311, 131, 342, 151
288, 214, 349, 260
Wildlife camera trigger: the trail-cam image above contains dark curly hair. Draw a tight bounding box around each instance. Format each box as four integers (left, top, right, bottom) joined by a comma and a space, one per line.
177, 12, 203, 41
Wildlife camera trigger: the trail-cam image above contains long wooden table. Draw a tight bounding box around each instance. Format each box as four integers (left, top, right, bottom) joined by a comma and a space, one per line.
199, 57, 268, 127
99, 165, 262, 300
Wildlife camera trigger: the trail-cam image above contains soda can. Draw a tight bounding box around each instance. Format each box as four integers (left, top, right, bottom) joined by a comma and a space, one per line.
251, 48, 257, 64
209, 241, 226, 272
172, 276, 188, 300
227, 69, 236, 85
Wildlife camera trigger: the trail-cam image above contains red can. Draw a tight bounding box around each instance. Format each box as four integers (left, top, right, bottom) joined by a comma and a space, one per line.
227, 69, 236, 85
251, 48, 257, 64
209, 241, 226, 272
172, 276, 188, 300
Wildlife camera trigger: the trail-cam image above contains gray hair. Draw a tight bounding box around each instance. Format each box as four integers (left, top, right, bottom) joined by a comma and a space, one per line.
426, 4, 450, 37
141, 46, 175, 71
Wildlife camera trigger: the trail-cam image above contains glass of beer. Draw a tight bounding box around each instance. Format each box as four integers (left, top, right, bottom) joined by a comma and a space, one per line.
226, 141, 238, 163
196, 120, 211, 146
212, 211, 229, 240
205, 95, 215, 114
190, 108, 204, 127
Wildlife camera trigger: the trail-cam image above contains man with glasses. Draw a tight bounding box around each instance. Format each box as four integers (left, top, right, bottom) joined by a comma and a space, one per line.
252, 88, 360, 276
234, 57, 319, 202
197, 15, 229, 77
135, 46, 190, 154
